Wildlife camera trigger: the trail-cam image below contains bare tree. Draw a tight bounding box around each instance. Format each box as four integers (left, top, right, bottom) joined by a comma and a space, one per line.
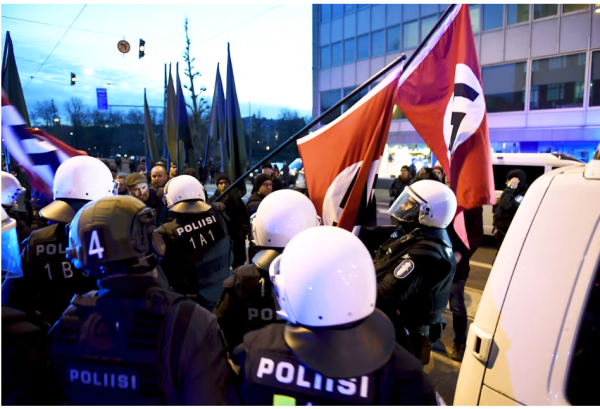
183, 18, 211, 160
63, 97, 88, 128
89, 109, 108, 126
107, 110, 124, 127
31, 100, 56, 127
125, 109, 143, 126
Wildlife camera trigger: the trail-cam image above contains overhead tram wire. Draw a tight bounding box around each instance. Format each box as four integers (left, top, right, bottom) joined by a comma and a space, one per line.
23, 4, 88, 90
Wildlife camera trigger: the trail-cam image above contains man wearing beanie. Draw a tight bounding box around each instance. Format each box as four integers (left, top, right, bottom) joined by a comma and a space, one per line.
126, 172, 168, 225
260, 162, 282, 191
209, 173, 250, 269
246, 174, 273, 262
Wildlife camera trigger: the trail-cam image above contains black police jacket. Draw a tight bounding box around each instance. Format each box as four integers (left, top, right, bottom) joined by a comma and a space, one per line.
49, 273, 238, 405
213, 250, 285, 352
1, 223, 98, 329
374, 225, 456, 329
232, 312, 437, 405
2, 305, 61, 405
156, 208, 232, 310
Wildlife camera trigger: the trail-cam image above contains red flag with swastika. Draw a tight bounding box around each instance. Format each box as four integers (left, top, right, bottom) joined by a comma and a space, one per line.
297, 66, 402, 232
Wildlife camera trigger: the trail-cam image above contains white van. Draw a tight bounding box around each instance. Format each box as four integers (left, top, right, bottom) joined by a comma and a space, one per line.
454, 152, 600, 405
482, 153, 582, 236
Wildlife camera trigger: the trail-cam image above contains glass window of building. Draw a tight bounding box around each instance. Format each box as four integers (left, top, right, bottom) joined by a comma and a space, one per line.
344, 13, 356, 38
483, 4, 504, 31
357, 8, 370, 35
321, 4, 331, 22
590, 51, 600, 107
344, 4, 356, 14
331, 42, 343, 67
530, 53, 586, 110
507, 4, 529, 25
387, 25, 402, 53
421, 4, 438, 17
403, 4, 419, 21
533, 4, 557, 19
562, 4, 588, 13
320, 46, 331, 69
343, 87, 369, 112
321, 90, 342, 125
358, 4, 369, 10
566, 266, 600, 405
371, 4, 385, 31
387, 4, 402, 26
403, 21, 419, 50
332, 4, 343, 19
357, 34, 369, 60
372, 30, 385, 57
344, 39, 356, 64
421, 16, 437, 41
470, 5, 481, 34
482, 62, 527, 112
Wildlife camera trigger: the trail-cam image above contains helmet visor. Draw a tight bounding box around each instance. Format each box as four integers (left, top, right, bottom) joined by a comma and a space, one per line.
111, 180, 119, 196
388, 187, 425, 224
2, 227, 23, 278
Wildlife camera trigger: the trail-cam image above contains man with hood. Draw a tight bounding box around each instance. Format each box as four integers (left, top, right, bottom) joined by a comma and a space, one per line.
493, 169, 528, 249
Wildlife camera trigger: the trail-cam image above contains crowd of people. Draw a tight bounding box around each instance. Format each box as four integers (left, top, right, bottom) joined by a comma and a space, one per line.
1, 152, 529, 405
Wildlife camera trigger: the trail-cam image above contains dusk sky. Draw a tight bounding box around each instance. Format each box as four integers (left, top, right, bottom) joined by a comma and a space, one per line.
1, 3, 313, 119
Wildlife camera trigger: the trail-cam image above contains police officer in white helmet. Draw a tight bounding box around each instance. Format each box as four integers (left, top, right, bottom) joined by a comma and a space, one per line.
156, 175, 231, 310
232, 225, 438, 405
1, 156, 117, 329
214, 189, 321, 351
374, 179, 457, 366
50, 195, 238, 405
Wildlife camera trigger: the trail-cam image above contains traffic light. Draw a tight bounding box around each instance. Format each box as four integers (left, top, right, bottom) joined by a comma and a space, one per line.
139, 39, 145, 59
70, 72, 76, 86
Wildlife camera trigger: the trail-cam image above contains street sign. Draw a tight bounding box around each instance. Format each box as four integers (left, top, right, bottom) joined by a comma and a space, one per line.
96, 88, 108, 110
117, 40, 130, 54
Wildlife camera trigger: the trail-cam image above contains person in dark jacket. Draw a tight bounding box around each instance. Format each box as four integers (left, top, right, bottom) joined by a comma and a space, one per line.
493, 169, 528, 249
246, 174, 272, 217
232, 226, 439, 405
389, 165, 412, 205
260, 163, 283, 191
50, 196, 238, 405
446, 206, 484, 361
208, 173, 250, 269
126, 172, 168, 226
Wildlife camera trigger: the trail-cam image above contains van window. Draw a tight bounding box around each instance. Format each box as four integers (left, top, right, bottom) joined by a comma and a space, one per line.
567, 264, 600, 405
492, 165, 545, 191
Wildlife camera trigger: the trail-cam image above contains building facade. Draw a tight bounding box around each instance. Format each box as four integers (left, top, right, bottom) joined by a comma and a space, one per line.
312, 4, 600, 176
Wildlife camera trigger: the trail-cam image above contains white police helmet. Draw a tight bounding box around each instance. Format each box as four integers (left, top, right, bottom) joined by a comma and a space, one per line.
163, 175, 208, 214
251, 189, 321, 248
269, 226, 376, 327
1, 171, 26, 206
388, 179, 457, 228
52, 156, 117, 200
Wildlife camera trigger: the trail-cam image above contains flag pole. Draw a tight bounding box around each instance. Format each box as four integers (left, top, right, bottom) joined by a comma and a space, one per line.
175, 62, 180, 175
214, 4, 457, 203
167, 63, 171, 168
2, 33, 12, 172
144, 88, 149, 170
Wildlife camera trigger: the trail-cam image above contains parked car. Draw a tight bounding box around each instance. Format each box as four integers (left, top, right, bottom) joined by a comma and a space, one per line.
454, 147, 600, 406
482, 153, 582, 236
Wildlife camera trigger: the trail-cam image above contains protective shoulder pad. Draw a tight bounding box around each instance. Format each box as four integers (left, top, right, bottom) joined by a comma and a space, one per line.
406, 241, 444, 260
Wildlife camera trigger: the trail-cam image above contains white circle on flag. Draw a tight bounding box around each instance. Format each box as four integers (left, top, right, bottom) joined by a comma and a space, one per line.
322, 162, 361, 226
443, 63, 486, 157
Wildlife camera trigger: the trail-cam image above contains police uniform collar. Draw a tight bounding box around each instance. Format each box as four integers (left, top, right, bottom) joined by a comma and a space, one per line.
171, 200, 211, 214
252, 249, 281, 272
98, 271, 162, 297
39, 200, 76, 224
284, 309, 395, 378
419, 227, 452, 248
